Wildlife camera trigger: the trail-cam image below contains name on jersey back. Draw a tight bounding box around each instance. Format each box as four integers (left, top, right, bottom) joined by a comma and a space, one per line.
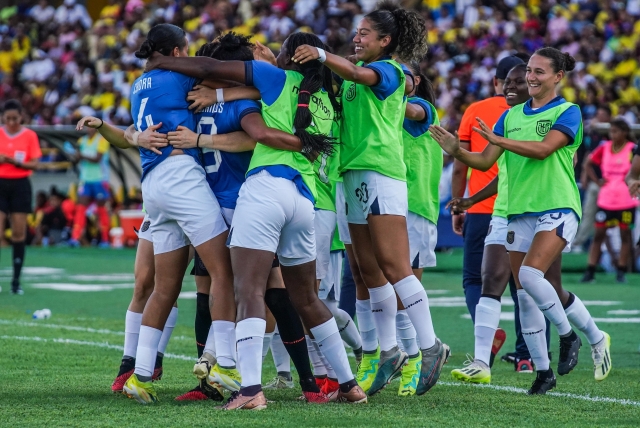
133, 77, 152, 94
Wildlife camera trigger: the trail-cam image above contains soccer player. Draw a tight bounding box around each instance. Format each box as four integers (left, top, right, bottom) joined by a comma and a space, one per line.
581, 118, 638, 283
432, 47, 611, 394
444, 64, 552, 383
120, 24, 233, 404
147, 31, 365, 409
165, 33, 323, 402
68, 126, 111, 247
452, 56, 524, 323
0, 99, 41, 295
293, 1, 449, 396
75, 116, 182, 396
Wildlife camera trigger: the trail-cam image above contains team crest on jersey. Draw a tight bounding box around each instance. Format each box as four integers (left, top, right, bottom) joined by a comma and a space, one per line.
506, 231, 515, 244
536, 120, 552, 137
141, 221, 150, 232
345, 82, 357, 101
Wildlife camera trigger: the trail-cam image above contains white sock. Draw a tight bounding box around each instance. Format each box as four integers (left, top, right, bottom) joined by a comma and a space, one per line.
393, 275, 436, 350
213, 320, 236, 367
134, 325, 162, 378
262, 332, 274, 361
565, 294, 604, 345
203, 323, 216, 358
271, 329, 291, 373
236, 318, 265, 387
368, 283, 398, 352
123, 310, 142, 359
313, 338, 337, 379
157, 307, 178, 355
356, 299, 378, 351
306, 335, 327, 376
310, 318, 354, 384
519, 266, 572, 336
474, 297, 501, 366
324, 299, 362, 351
396, 310, 419, 357
517, 289, 550, 371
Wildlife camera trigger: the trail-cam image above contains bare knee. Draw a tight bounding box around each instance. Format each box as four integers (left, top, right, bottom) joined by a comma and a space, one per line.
378, 259, 411, 284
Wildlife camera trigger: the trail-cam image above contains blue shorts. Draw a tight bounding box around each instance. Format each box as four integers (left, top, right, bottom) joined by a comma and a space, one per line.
78, 182, 110, 200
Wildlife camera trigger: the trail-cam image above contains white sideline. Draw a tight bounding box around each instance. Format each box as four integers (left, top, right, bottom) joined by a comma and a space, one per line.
1, 334, 639, 407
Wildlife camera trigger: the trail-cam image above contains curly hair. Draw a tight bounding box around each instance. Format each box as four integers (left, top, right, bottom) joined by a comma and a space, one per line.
196, 32, 254, 61
365, 1, 428, 63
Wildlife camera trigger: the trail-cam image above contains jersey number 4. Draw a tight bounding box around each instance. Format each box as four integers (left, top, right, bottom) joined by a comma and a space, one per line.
136, 97, 154, 131
198, 116, 222, 173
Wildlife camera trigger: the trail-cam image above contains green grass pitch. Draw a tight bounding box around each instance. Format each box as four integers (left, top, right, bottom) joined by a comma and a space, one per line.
1, 247, 639, 427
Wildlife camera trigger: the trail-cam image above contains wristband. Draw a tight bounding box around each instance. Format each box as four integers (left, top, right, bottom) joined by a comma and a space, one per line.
196, 133, 202, 148
97, 118, 104, 129
132, 131, 141, 146
216, 88, 224, 103
317, 48, 327, 63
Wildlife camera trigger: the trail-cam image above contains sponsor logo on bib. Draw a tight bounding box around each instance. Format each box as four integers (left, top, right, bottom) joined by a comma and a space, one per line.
536, 120, 552, 137
345, 82, 357, 102
506, 231, 515, 244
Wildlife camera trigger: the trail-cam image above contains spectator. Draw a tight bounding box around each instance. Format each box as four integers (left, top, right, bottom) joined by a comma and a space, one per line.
55, 0, 92, 30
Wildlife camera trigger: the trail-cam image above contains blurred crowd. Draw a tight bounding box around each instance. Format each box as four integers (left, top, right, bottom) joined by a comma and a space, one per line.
0, 0, 639, 136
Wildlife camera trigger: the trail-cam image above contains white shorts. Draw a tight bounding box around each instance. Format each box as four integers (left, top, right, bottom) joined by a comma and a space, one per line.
318, 250, 344, 301
221, 207, 234, 227
484, 216, 508, 246
137, 214, 152, 242
506, 211, 580, 253
315, 209, 337, 280
407, 212, 437, 268
229, 170, 316, 266
335, 182, 351, 245
343, 170, 408, 224
141, 156, 228, 255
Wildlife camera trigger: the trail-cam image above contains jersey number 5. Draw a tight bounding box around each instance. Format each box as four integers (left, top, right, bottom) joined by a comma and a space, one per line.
198, 116, 223, 173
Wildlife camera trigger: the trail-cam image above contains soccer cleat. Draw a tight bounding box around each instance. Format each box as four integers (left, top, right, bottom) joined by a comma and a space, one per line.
451, 357, 491, 384
193, 353, 215, 380
398, 352, 422, 396
321, 378, 339, 395
152, 367, 163, 382
302, 390, 330, 404
592, 332, 612, 381
527, 369, 556, 395
334, 385, 367, 404
416, 339, 450, 395
111, 357, 135, 392
315, 377, 327, 390
221, 390, 267, 410
355, 348, 380, 393
368, 347, 408, 396
11, 280, 24, 295
580, 270, 595, 283
616, 271, 626, 284
263, 375, 294, 390
501, 352, 516, 364
489, 328, 507, 368
209, 363, 241, 392
176, 379, 224, 401
123, 374, 158, 404
558, 331, 581, 376
515, 358, 534, 373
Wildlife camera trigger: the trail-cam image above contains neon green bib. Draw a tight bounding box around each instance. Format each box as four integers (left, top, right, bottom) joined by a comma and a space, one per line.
313, 119, 342, 211
502, 101, 583, 219
339, 60, 406, 181
492, 153, 508, 218
249, 70, 335, 199
402, 98, 441, 224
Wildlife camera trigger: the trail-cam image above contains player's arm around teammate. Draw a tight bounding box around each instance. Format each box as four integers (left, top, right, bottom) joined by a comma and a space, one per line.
293, 2, 449, 396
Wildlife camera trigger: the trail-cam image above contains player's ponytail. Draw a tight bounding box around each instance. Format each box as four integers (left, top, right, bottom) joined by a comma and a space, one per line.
135, 24, 186, 59
285, 33, 341, 158
365, 1, 428, 62
534, 47, 576, 75
407, 61, 435, 105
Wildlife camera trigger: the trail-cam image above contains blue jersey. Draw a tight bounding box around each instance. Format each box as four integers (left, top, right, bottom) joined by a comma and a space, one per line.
130, 69, 201, 181
196, 99, 261, 209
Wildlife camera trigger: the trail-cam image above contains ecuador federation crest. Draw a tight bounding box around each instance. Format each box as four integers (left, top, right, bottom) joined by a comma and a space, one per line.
536, 120, 552, 137
506, 231, 515, 245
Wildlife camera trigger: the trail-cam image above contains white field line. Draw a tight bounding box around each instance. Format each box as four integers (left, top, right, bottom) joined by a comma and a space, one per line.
0, 319, 192, 342
1, 334, 638, 408
439, 382, 640, 407
0, 335, 193, 361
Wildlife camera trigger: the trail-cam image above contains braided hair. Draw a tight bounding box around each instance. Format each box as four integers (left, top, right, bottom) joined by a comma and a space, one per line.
365, 1, 428, 63
196, 32, 254, 61
284, 32, 342, 157
407, 61, 435, 105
